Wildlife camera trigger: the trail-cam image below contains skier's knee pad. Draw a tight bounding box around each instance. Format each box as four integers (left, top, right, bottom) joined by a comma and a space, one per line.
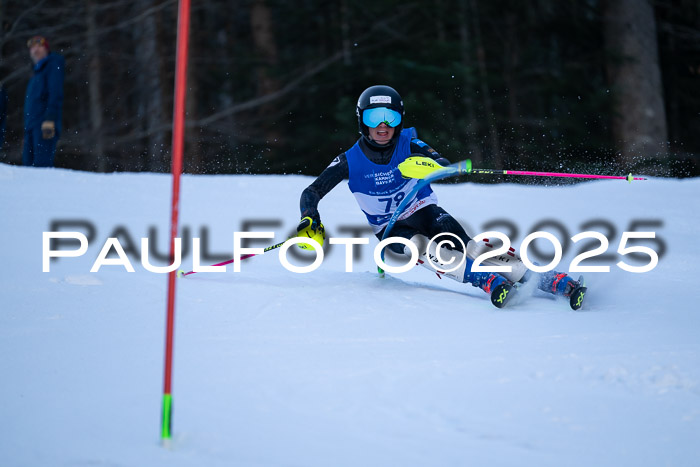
465, 238, 529, 283
404, 234, 470, 283
385, 241, 407, 255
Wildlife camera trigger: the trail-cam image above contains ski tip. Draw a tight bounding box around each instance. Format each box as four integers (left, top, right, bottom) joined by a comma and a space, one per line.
570, 286, 587, 311
567, 276, 587, 310
176, 269, 185, 278
491, 282, 515, 309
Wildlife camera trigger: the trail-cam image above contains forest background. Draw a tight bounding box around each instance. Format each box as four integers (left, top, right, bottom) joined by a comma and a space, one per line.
1, 0, 698, 179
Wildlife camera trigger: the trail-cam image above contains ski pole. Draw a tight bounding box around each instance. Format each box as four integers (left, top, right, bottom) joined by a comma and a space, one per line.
177, 239, 286, 277
469, 167, 646, 182
397, 156, 646, 182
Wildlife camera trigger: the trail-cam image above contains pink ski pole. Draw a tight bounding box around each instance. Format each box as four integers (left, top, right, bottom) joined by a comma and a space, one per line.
469, 167, 646, 181
177, 239, 286, 277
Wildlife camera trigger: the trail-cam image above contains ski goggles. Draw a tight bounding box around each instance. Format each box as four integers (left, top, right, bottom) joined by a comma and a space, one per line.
362, 107, 402, 128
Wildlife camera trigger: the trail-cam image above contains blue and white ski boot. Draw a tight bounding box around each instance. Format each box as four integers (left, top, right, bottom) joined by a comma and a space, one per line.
467, 271, 516, 309
540, 272, 587, 310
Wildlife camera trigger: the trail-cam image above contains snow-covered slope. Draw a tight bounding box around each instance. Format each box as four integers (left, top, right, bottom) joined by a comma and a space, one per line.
1, 163, 699, 466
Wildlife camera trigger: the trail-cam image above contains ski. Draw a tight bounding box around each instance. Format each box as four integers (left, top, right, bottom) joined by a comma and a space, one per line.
489, 275, 587, 310
568, 276, 587, 311
491, 282, 516, 309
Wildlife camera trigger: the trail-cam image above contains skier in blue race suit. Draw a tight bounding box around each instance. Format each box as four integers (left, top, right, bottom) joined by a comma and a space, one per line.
23, 35, 64, 167
297, 85, 585, 309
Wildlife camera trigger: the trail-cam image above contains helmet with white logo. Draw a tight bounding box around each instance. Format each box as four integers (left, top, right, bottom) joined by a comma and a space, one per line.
356, 85, 404, 143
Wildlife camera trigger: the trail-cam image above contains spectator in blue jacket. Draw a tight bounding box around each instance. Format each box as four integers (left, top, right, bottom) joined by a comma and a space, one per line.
23, 36, 64, 167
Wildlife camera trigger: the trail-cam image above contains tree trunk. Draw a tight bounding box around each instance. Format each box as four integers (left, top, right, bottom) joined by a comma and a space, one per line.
133, 0, 167, 172
503, 10, 519, 167
469, 0, 501, 169
458, 0, 482, 167
340, 0, 352, 66
185, 7, 201, 174
250, 0, 282, 152
86, 0, 106, 172
0, 0, 4, 55
603, 0, 668, 166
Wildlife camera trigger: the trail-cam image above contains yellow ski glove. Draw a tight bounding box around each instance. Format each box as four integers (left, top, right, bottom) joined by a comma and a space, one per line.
296, 216, 325, 250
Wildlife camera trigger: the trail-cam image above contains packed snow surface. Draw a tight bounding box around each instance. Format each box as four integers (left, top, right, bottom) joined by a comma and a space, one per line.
1, 163, 699, 466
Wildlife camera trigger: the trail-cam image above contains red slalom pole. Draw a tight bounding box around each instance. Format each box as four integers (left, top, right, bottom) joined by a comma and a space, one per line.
162, 0, 191, 444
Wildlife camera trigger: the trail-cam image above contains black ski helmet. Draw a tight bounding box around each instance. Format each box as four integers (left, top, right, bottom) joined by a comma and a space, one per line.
356, 85, 404, 143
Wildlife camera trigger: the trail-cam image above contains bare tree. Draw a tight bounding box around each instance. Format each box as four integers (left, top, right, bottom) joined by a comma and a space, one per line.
250, 0, 283, 155
86, 0, 105, 171
603, 0, 668, 166
133, 0, 169, 172
468, 0, 501, 169
457, 0, 482, 167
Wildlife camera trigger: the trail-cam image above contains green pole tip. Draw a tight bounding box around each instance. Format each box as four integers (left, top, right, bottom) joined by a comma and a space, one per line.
161, 393, 173, 440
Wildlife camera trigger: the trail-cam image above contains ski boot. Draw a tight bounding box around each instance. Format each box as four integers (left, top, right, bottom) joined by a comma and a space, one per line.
540, 272, 587, 310
466, 271, 516, 309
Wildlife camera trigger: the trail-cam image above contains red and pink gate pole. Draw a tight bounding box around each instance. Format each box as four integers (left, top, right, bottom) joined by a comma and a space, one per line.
162, 0, 191, 444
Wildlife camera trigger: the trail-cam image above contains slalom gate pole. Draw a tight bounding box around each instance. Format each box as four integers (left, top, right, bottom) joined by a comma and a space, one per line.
177, 240, 287, 277
162, 0, 191, 445
469, 167, 646, 182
